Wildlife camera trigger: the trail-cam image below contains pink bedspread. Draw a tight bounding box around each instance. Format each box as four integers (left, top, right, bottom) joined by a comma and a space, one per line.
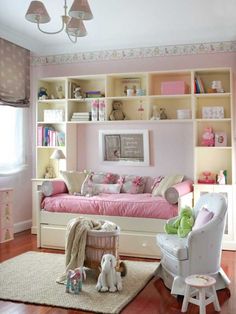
41, 193, 178, 219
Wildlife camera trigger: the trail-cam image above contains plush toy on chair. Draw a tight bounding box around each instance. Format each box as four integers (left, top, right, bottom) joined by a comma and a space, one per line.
96, 254, 122, 292
164, 206, 194, 238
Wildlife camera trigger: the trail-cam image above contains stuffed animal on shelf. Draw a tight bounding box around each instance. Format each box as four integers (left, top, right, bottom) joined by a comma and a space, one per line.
201, 127, 214, 146
38, 87, 48, 100
73, 86, 83, 99
164, 206, 194, 238
96, 254, 122, 292
44, 166, 55, 179
66, 267, 86, 294
109, 101, 126, 120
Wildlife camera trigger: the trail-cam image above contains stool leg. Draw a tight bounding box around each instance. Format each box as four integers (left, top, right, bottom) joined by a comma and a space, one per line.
212, 285, 221, 311
181, 284, 190, 312
199, 287, 206, 314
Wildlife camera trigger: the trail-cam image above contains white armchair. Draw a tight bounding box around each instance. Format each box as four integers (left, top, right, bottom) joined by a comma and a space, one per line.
156, 192, 230, 295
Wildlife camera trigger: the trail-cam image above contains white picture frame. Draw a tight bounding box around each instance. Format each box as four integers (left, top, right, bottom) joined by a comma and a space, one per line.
99, 129, 149, 166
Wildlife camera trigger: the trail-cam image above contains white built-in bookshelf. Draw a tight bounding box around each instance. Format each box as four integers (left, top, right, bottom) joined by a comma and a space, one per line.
32, 68, 235, 249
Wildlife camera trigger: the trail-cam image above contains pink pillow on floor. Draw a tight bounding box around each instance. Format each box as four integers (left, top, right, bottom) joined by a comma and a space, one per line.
192, 207, 214, 230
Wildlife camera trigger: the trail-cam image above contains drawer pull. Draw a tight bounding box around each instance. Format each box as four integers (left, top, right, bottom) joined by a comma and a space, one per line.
142, 243, 147, 247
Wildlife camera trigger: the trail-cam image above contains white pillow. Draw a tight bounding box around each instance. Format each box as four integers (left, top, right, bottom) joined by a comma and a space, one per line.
60, 171, 87, 195
152, 175, 184, 197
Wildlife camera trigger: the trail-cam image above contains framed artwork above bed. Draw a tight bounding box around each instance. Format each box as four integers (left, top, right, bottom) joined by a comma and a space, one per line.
99, 129, 149, 166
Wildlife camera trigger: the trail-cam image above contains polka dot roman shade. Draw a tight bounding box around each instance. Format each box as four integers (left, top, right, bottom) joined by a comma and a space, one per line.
0, 38, 30, 107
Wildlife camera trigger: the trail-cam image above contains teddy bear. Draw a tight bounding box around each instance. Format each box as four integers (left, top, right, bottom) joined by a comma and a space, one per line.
38, 87, 48, 100
73, 86, 83, 99
109, 101, 126, 120
44, 166, 55, 179
201, 127, 214, 146
164, 206, 194, 238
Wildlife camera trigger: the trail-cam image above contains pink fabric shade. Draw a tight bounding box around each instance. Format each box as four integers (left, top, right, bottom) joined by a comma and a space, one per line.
67, 18, 87, 37
25, 1, 50, 24
41, 180, 68, 197
164, 179, 193, 204
69, 0, 93, 20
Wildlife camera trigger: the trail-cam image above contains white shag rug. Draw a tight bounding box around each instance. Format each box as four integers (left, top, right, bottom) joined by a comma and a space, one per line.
0, 252, 158, 314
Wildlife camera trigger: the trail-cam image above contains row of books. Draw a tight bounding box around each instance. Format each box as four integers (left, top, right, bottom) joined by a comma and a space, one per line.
37, 126, 65, 146
195, 75, 205, 93
71, 112, 91, 121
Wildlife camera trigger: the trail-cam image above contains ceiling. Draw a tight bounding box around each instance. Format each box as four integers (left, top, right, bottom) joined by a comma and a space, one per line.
0, 0, 235, 56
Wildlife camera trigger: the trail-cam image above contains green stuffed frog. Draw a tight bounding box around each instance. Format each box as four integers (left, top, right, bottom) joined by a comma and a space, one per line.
164, 206, 194, 238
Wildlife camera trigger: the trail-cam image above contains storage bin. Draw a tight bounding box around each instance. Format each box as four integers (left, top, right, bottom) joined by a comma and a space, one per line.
84, 224, 120, 270
177, 109, 191, 119
161, 81, 188, 95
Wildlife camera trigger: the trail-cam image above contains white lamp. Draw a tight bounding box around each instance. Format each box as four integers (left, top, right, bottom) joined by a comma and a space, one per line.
50, 149, 66, 177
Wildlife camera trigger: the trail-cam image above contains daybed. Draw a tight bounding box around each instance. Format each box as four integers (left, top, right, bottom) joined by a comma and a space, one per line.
36, 172, 193, 258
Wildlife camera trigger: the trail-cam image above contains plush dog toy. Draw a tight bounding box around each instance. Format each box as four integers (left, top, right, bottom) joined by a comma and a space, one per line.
96, 254, 122, 292
164, 206, 194, 238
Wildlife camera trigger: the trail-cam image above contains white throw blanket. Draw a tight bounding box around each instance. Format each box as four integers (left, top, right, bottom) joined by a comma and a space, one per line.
56, 217, 118, 283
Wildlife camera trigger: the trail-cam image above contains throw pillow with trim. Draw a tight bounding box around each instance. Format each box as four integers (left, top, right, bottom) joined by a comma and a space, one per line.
90, 172, 118, 184
119, 175, 147, 194
152, 174, 184, 197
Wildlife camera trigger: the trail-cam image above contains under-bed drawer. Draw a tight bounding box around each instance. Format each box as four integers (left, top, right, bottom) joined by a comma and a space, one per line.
40, 225, 66, 249
119, 232, 161, 258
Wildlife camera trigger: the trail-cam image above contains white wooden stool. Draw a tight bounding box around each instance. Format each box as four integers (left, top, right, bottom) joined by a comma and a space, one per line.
181, 274, 220, 314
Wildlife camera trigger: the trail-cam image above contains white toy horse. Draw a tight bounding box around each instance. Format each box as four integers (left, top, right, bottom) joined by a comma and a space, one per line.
96, 254, 122, 292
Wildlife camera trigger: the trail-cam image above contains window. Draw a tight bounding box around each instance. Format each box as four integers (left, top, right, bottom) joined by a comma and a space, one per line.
0, 106, 27, 175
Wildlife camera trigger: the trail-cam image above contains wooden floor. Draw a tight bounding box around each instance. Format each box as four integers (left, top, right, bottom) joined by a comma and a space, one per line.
0, 230, 235, 314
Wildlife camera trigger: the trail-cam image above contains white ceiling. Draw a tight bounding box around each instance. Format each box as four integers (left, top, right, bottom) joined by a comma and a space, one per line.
0, 0, 235, 56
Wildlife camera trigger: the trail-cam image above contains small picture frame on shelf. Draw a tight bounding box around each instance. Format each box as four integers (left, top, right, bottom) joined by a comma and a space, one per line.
121, 78, 141, 96
215, 131, 227, 147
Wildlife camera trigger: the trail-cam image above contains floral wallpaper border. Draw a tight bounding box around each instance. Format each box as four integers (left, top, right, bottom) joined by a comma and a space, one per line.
32, 41, 236, 66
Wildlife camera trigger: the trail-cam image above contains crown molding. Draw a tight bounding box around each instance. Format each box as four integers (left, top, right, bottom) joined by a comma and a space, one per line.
31, 41, 236, 66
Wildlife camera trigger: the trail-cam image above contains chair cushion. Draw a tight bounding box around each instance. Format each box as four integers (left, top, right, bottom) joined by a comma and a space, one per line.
156, 233, 188, 260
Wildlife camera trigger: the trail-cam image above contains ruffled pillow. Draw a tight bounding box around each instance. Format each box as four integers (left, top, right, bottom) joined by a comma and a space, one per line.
119, 175, 147, 194
90, 172, 118, 184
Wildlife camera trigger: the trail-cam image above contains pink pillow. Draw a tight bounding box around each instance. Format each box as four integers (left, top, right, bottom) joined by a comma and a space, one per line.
164, 179, 193, 204
119, 175, 147, 194
192, 207, 214, 230
41, 180, 68, 196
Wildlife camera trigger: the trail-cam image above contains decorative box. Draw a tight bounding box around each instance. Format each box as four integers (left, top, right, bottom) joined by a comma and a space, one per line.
215, 131, 227, 147
44, 109, 64, 122
161, 81, 188, 95
177, 109, 191, 119
202, 106, 224, 119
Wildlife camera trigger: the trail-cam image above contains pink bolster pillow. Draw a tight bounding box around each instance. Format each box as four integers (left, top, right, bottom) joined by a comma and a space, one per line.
41, 180, 68, 196
164, 179, 193, 204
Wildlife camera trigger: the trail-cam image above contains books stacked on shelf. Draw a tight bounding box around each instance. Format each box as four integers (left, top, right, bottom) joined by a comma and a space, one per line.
71, 112, 91, 121
85, 91, 102, 98
37, 126, 65, 146
195, 75, 205, 93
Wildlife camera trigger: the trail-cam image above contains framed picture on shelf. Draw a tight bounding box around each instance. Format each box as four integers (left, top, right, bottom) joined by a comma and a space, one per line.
121, 78, 141, 96
215, 131, 227, 147
99, 129, 149, 166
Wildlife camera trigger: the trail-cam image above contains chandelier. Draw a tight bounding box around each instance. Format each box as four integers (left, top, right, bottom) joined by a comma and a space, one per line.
25, 0, 93, 43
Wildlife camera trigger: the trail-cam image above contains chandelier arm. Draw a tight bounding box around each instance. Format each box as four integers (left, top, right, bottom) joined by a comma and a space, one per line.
66, 30, 78, 44
37, 18, 65, 35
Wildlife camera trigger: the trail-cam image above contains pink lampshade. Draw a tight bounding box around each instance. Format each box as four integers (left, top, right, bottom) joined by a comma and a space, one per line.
25, 0, 50, 24
67, 18, 87, 37
69, 0, 93, 20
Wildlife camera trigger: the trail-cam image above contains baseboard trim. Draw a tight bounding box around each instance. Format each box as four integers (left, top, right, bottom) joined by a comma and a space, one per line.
14, 220, 32, 234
